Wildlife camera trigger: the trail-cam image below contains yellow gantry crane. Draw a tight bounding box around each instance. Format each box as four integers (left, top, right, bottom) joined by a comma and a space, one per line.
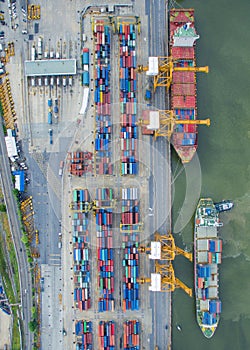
138, 232, 193, 296
137, 56, 209, 91
139, 231, 192, 262
137, 109, 210, 140
138, 261, 192, 297
69, 198, 116, 216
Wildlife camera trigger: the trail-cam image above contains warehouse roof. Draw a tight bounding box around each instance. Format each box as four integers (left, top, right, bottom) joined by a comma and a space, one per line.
24, 59, 77, 76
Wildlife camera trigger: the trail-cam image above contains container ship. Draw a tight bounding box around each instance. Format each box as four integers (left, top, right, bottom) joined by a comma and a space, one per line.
169, 9, 206, 163
194, 198, 222, 338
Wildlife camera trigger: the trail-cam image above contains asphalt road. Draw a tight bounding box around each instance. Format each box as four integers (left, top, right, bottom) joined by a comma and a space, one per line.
0, 125, 32, 350
146, 0, 172, 349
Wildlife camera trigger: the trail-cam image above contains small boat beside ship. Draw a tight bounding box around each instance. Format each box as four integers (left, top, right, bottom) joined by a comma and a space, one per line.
194, 198, 222, 338
215, 200, 234, 213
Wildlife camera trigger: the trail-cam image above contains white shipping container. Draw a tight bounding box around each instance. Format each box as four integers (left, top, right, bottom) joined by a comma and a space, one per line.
56, 77, 60, 86
31, 78, 35, 86
50, 51, 54, 58
82, 33, 87, 42
44, 51, 48, 58
69, 76, 73, 86
56, 52, 60, 59
83, 64, 88, 72
38, 78, 42, 86
200, 299, 209, 311
197, 239, 209, 251
31, 47, 36, 61
44, 77, 48, 86
50, 77, 54, 85
197, 251, 208, 264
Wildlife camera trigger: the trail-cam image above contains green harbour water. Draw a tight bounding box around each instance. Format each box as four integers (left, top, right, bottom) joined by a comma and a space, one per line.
171, 0, 250, 349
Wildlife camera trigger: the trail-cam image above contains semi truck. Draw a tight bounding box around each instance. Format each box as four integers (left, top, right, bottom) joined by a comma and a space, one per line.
59, 160, 64, 176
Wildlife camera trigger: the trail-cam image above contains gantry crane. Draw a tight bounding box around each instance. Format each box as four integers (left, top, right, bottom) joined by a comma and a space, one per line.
137, 109, 210, 140
137, 261, 192, 297
70, 198, 116, 216
138, 231, 192, 262
137, 56, 209, 91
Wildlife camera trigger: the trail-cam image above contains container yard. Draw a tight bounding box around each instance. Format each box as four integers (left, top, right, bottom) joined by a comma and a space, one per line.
75, 321, 93, 350
95, 188, 115, 312
72, 189, 91, 310
123, 320, 140, 350
93, 20, 113, 175
98, 321, 115, 350
68, 152, 93, 176
121, 188, 140, 311
7, 0, 172, 348
119, 23, 138, 175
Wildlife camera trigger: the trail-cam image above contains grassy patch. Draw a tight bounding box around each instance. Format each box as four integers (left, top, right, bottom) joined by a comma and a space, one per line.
0, 188, 21, 349
12, 308, 21, 350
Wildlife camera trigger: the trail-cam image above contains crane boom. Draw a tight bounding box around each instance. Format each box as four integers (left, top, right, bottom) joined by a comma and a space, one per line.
137, 56, 209, 91
174, 66, 209, 73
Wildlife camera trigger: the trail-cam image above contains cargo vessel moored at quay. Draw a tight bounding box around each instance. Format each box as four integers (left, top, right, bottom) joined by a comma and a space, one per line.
169, 9, 209, 163
194, 198, 222, 338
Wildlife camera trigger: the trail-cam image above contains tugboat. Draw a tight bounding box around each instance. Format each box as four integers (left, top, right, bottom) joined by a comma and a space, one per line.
215, 200, 234, 213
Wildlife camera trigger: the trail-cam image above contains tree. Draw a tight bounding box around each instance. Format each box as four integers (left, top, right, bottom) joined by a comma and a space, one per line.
0, 203, 6, 212
21, 235, 29, 244
28, 319, 37, 332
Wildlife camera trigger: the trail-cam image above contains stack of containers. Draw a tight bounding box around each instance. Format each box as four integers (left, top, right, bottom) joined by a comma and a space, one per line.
96, 188, 115, 312
93, 21, 113, 175
121, 188, 140, 311
119, 23, 138, 175
75, 321, 93, 350
72, 189, 91, 310
208, 239, 222, 264
123, 320, 140, 350
98, 321, 115, 350
68, 151, 93, 176
82, 48, 90, 86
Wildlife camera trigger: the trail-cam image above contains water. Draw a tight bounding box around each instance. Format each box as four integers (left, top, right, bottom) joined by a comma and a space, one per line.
171, 0, 250, 348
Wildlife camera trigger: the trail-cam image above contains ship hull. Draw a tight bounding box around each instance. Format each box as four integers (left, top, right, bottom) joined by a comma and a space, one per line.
169, 9, 199, 163
194, 198, 222, 338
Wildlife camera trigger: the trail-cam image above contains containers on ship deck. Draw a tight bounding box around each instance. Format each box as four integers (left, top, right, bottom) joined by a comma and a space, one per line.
93, 21, 113, 175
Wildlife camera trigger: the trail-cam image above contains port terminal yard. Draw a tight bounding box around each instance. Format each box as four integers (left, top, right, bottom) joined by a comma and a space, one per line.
0, 1, 197, 349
